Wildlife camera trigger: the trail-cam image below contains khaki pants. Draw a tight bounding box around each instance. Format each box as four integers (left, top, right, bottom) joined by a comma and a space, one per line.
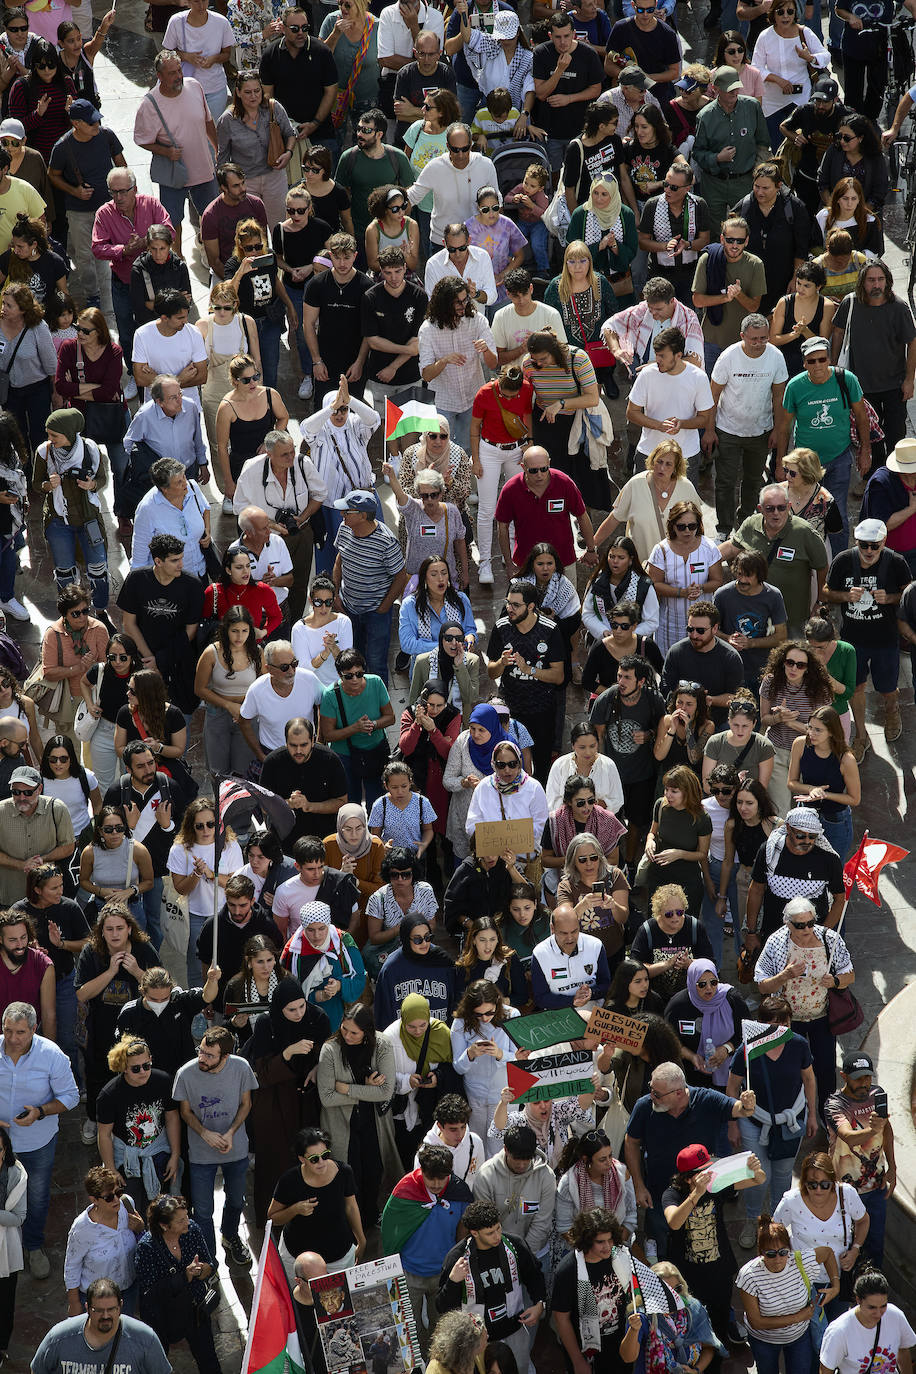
405, 1272, 440, 1356
282, 523, 314, 624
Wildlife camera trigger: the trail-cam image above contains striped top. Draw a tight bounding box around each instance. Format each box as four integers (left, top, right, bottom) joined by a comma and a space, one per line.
334, 519, 406, 613
736, 1248, 819, 1345
760, 675, 825, 751
522, 346, 596, 406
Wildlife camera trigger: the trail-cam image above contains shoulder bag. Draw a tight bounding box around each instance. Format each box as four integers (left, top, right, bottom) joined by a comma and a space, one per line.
189, 482, 223, 583
793, 1250, 829, 1355
491, 383, 528, 442
837, 297, 854, 370
75, 340, 128, 445
23, 630, 66, 724
543, 142, 578, 245
267, 99, 286, 168
820, 927, 864, 1035
569, 291, 615, 370
0, 327, 27, 407
146, 93, 189, 188
73, 664, 102, 742
333, 683, 389, 782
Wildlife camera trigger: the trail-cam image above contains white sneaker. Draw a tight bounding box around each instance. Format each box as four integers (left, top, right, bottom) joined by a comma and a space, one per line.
0, 598, 28, 621
298, 376, 314, 399
478, 560, 494, 586
122, 376, 138, 400
81, 1118, 96, 1145
221, 497, 234, 515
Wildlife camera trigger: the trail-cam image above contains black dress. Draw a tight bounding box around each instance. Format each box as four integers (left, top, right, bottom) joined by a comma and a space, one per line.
223, 389, 280, 481
776, 292, 827, 380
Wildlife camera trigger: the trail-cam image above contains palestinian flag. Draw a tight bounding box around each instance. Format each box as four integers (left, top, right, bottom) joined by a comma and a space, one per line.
385, 398, 442, 441
742, 1019, 793, 1062
241, 1224, 306, 1374
381, 1166, 458, 1254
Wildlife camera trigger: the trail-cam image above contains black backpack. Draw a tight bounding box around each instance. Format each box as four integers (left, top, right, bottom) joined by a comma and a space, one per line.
119, 439, 160, 515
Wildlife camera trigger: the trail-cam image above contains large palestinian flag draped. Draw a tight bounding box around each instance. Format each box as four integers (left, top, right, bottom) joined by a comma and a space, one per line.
242, 1223, 306, 1374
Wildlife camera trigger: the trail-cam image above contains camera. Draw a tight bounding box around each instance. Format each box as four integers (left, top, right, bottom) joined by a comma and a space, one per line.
275, 508, 299, 534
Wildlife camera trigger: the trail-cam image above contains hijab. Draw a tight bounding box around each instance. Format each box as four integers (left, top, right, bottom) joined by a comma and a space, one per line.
428, 620, 464, 702
468, 703, 509, 776
408, 679, 459, 795
583, 175, 624, 248
492, 737, 525, 795
398, 992, 453, 1072
398, 911, 453, 968
686, 959, 735, 1085
267, 975, 312, 1051
335, 802, 372, 860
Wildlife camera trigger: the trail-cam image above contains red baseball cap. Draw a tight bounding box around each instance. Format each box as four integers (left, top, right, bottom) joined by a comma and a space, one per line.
676, 1144, 712, 1173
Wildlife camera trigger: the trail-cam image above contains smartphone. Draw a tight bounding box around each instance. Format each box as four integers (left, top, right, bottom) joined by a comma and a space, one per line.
84, 518, 103, 546
873, 1089, 888, 1119
592, 878, 610, 896
790, 83, 804, 93
15, 1109, 29, 1120
251, 252, 275, 271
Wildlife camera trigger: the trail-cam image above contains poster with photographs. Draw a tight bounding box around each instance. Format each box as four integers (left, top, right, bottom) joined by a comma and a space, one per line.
309, 1256, 421, 1374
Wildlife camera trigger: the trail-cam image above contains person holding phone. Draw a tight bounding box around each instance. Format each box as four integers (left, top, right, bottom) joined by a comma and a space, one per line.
737, 1214, 839, 1374
823, 1052, 895, 1268
223, 218, 298, 389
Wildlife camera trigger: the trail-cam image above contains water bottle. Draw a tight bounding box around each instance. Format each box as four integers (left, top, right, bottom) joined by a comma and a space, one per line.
704, 1037, 715, 1073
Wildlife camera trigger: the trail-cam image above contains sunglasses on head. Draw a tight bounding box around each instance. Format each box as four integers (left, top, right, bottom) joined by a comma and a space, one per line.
341, 669, 364, 680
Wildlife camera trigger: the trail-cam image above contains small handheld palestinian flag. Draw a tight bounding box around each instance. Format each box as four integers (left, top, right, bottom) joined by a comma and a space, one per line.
385, 398, 443, 441
742, 1018, 793, 1076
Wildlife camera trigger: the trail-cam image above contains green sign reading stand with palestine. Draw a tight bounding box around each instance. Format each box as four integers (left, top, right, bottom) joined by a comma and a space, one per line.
505, 1007, 589, 1051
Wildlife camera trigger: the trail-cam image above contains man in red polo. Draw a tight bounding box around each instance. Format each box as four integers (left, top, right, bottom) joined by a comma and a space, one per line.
494, 446, 599, 577
0, 910, 55, 1037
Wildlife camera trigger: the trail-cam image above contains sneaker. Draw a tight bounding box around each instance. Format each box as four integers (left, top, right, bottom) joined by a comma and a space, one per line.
122, 376, 138, 400
298, 375, 314, 400
738, 1219, 757, 1249
394, 651, 410, 674
26, 1248, 50, 1279
851, 733, 871, 764
728, 1317, 748, 1345
81, 1118, 97, 1145
643, 1239, 658, 1263
221, 496, 234, 515
478, 560, 494, 586
885, 704, 902, 742
222, 1234, 252, 1267
0, 598, 28, 621
95, 610, 116, 637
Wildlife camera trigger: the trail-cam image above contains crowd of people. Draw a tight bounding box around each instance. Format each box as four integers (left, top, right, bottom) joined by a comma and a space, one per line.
0, 0, 911, 1369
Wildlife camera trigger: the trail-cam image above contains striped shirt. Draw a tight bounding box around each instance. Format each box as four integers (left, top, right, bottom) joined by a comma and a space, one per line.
522, 346, 596, 406
418, 314, 496, 412
335, 519, 405, 613
736, 1249, 819, 1344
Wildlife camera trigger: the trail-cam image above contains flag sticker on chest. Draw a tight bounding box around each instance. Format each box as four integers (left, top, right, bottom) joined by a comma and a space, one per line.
522, 1199, 540, 1213
776, 547, 796, 561
547, 499, 565, 513
689, 561, 705, 575
420, 524, 438, 536
550, 967, 567, 979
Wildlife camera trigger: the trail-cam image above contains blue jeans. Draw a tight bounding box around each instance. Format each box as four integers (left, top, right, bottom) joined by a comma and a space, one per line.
738, 1116, 802, 1219
188, 1155, 248, 1261
438, 407, 471, 455
256, 314, 284, 390
517, 218, 550, 272
861, 1186, 887, 1266
55, 970, 82, 1089
188, 908, 208, 991
821, 807, 853, 861
285, 282, 312, 374
457, 84, 481, 123
340, 752, 385, 810
343, 603, 394, 685
44, 518, 109, 608
747, 1330, 812, 1374
821, 445, 853, 555
766, 102, 794, 151
700, 854, 740, 965
111, 275, 135, 367
704, 340, 722, 374
205, 89, 228, 121
142, 876, 163, 951
19, 1134, 57, 1251
156, 178, 220, 237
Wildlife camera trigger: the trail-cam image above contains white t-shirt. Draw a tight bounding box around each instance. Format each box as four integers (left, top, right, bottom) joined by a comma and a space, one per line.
163, 10, 235, 94
773, 1185, 866, 1284
132, 322, 208, 401
736, 1248, 819, 1345
167, 838, 244, 917
491, 300, 568, 354
44, 771, 98, 838
291, 615, 355, 686
711, 342, 788, 438
820, 1305, 916, 1374
273, 874, 323, 934
628, 362, 714, 457
239, 668, 322, 752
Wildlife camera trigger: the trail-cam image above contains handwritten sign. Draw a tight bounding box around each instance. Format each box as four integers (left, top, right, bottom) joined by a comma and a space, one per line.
585, 1007, 649, 1053
505, 1007, 588, 1050
474, 817, 535, 858
507, 1050, 595, 1103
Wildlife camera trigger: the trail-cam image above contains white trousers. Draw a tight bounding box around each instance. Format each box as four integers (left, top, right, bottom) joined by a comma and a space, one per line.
477, 437, 524, 564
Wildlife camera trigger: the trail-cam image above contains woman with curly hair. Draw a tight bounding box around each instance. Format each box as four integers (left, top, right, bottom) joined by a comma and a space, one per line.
630, 882, 715, 1002
0, 282, 57, 456
453, 915, 525, 1007
427, 1312, 487, 1374
365, 184, 420, 275
607, 1010, 685, 1110
642, 765, 712, 914
167, 798, 243, 988
419, 274, 497, 455
96, 1036, 182, 1210
0, 214, 67, 305
552, 1209, 629, 1372
451, 979, 520, 1153
114, 667, 187, 766
554, 1129, 636, 1244
760, 639, 833, 817
136, 1194, 219, 1374
194, 603, 264, 775
74, 903, 157, 1144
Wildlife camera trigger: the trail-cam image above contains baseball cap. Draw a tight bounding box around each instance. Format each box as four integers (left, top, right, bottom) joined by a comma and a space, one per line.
712, 65, 741, 92
69, 99, 102, 125
812, 77, 839, 100
854, 518, 887, 543
9, 765, 40, 789
619, 65, 649, 89
800, 335, 830, 357
676, 1144, 712, 1173
842, 1051, 874, 1079
675, 74, 700, 92
332, 490, 377, 513
0, 119, 25, 140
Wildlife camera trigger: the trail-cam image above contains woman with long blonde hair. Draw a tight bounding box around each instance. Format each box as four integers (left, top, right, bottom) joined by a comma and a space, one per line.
642, 764, 711, 914
196, 281, 260, 488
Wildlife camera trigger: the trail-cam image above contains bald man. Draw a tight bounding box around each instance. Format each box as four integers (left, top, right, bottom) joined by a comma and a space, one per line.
0, 716, 29, 800
294, 1251, 329, 1374
494, 445, 598, 580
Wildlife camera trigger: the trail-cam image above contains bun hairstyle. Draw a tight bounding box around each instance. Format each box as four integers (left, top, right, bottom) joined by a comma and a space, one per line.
499, 363, 524, 392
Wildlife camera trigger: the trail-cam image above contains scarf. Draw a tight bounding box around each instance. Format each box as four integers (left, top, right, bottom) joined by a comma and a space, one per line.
576, 1248, 603, 1357
283, 921, 356, 1001
408, 680, 459, 793
268, 975, 315, 1053
702, 244, 728, 326
113, 1126, 172, 1203
398, 992, 453, 1072
415, 587, 463, 640
573, 1153, 622, 1216
425, 651, 462, 710
582, 175, 624, 249
550, 806, 626, 859
336, 802, 372, 860
686, 959, 735, 1086
492, 739, 525, 795
764, 819, 836, 878
468, 704, 508, 776
518, 571, 568, 618
330, 12, 375, 127
45, 434, 102, 522
653, 193, 699, 266
464, 1236, 523, 1325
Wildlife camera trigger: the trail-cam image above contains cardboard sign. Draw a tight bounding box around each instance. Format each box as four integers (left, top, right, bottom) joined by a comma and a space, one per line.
585, 1006, 649, 1053
506, 1049, 595, 1103
505, 1007, 588, 1050
473, 817, 535, 858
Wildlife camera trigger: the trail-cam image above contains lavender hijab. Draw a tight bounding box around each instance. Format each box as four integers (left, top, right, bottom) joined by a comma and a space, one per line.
687, 959, 734, 1086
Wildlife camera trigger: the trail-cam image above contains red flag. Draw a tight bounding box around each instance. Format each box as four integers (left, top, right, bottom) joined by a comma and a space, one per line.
843, 831, 909, 906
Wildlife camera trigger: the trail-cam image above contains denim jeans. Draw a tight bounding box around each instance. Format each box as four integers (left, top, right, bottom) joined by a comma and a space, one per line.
700, 854, 740, 965
44, 518, 109, 608
821, 807, 853, 862
738, 1116, 802, 1219
256, 314, 284, 390
284, 282, 312, 374
7, 378, 51, 458
19, 1134, 57, 1251
438, 407, 471, 455
821, 445, 854, 555
188, 1154, 249, 1261
55, 970, 82, 1089
516, 218, 551, 272
861, 1186, 887, 1266
156, 178, 220, 238
747, 1330, 812, 1374
343, 603, 394, 684
457, 83, 481, 123
111, 275, 135, 368
340, 753, 385, 811
188, 908, 208, 992
205, 89, 228, 121
143, 876, 163, 951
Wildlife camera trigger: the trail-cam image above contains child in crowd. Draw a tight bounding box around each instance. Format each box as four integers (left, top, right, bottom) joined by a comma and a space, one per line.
504, 163, 551, 272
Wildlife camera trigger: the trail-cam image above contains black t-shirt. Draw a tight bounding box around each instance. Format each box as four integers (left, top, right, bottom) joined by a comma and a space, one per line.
552, 1251, 629, 1371
660, 1184, 736, 1284
303, 270, 373, 372
361, 281, 428, 384
258, 36, 338, 134
588, 685, 665, 784
630, 915, 715, 1001
665, 986, 749, 1083
115, 989, 206, 1079
393, 60, 457, 131
661, 639, 745, 728
115, 701, 186, 747
272, 1161, 356, 1262
582, 637, 663, 695
272, 218, 332, 288
607, 17, 681, 101
621, 140, 676, 210
95, 1067, 177, 1146
0, 248, 67, 305
117, 569, 204, 656
13, 896, 89, 980
307, 184, 352, 236
627, 1085, 734, 1203
74, 941, 160, 1057
86, 662, 133, 729
196, 910, 284, 1008
532, 39, 604, 139
260, 743, 348, 849
563, 133, 627, 206
487, 614, 566, 718
224, 253, 281, 320
783, 102, 849, 179
826, 547, 911, 646
751, 844, 844, 936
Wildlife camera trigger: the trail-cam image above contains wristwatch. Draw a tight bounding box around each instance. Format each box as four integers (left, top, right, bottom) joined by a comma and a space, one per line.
36, 1105, 45, 1120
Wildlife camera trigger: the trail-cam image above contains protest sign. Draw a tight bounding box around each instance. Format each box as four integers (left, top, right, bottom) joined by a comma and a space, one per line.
585, 1007, 648, 1052
473, 818, 534, 857
310, 1256, 422, 1374
506, 1049, 595, 1103
505, 1007, 589, 1050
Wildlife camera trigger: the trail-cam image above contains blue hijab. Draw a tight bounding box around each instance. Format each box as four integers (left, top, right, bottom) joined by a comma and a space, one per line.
467, 704, 509, 776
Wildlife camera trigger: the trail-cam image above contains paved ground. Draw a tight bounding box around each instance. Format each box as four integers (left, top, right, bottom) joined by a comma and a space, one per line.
4, 0, 916, 1368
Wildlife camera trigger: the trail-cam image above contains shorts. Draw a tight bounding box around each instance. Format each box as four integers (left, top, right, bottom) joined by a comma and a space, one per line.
853, 641, 900, 695
621, 775, 656, 828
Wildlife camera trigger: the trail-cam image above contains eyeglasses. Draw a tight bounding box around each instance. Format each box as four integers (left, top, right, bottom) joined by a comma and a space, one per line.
710, 786, 733, 796
723, 236, 747, 246
305, 1150, 330, 1162
448, 142, 471, 153
674, 521, 698, 532
494, 759, 517, 770
789, 918, 817, 930
127, 1062, 153, 1073
101, 824, 125, 834
287, 206, 309, 216
341, 670, 364, 681
857, 540, 882, 550
195, 819, 216, 830
806, 1178, 834, 1190
763, 1247, 791, 1258
663, 908, 686, 917
442, 633, 463, 643
10, 787, 36, 797
312, 596, 334, 607
785, 658, 808, 669
69, 607, 89, 617
410, 933, 431, 944
650, 1085, 679, 1098
839, 133, 856, 142
446, 243, 469, 253
696, 977, 719, 989
75, 325, 95, 336
525, 465, 549, 475
239, 371, 261, 384
272, 659, 299, 672
108, 653, 130, 662
479, 204, 500, 213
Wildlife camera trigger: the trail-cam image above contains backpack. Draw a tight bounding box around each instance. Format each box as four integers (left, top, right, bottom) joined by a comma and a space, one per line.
0, 631, 26, 680
120, 439, 160, 515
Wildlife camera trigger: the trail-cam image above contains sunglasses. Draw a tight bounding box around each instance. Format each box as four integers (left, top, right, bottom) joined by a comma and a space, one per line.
96, 1190, 125, 1202
790, 918, 817, 929
839, 133, 856, 142
35, 60, 57, 68
6, 24, 27, 30
696, 977, 719, 989
479, 204, 500, 213
303, 166, 320, 174
577, 853, 600, 862
806, 1178, 834, 1190
286, 21, 307, 30
341, 670, 364, 680
69, 607, 89, 617
127, 1062, 153, 1073
391, 870, 414, 879
240, 372, 261, 384
572, 798, 594, 807
101, 824, 125, 834
674, 521, 698, 532
723, 235, 747, 245
442, 633, 463, 643
763, 503, 787, 512
448, 143, 471, 153
611, 620, 634, 630
410, 933, 431, 944
305, 1150, 330, 1162
288, 206, 309, 215
212, 304, 234, 312
388, 202, 406, 212
710, 786, 733, 796
786, 658, 808, 669
494, 759, 517, 770
195, 819, 216, 830
419, 492, 440, 501
75, 325, 95, 336
446, 244, 469, 254
686, 626, 708, 635
311, 596, 334, 607
525, 465, 549, 474
273, 659, 299, 672
11, 787, 36, 797
763, 1247, 791, 1258
783, 467, 798, 477
663, 908, 686, 918
724, 43, 744, 51
857, 540, 882, 550
108, 653, 130, 662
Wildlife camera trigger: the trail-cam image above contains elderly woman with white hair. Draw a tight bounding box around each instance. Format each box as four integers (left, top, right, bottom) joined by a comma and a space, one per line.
753, 896, 855, 1114
553, 827, 629, 965
300, 374, 381, 578
383, 461, 469, 593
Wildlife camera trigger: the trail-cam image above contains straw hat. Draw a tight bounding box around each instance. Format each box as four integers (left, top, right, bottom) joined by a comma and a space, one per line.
887, 437, 916, 474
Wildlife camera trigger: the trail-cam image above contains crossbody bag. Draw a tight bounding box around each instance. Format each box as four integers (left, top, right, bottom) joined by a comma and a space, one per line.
146, 93, 188, 188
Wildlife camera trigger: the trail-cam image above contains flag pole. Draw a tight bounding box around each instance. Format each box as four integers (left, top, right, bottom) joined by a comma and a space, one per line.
210, 772, 222, 973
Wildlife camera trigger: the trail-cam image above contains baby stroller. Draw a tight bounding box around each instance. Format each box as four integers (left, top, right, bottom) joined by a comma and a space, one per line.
491, 139, 556, 275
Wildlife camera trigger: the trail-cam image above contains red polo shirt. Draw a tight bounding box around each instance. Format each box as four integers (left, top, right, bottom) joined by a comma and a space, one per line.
494, 469, 585, 567
0, 947, 52, 1029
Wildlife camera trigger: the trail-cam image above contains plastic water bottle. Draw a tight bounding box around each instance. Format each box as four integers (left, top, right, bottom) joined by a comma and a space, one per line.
704, 1037, 715, 1072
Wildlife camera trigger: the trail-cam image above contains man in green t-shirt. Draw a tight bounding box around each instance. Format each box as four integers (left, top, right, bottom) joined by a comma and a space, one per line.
335, 109, 415, 245
775, 335, 872, 554
691, 215, 766, 367
719, 486, 829, 637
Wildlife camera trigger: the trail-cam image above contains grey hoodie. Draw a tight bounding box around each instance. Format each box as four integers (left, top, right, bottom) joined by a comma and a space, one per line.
472, 1149, 557, 1254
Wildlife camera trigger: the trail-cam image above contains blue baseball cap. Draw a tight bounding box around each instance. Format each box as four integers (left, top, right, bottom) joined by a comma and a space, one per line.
69, 99, 101, 124
333, 489, 377, 513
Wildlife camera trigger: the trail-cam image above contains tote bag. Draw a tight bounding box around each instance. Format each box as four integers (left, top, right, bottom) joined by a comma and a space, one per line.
158, 874, 190, 986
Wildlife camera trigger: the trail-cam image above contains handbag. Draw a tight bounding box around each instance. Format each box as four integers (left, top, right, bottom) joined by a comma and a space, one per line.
75, 341, 128, 444
192, 1275, 221, 1324
793, 1250, 829, 1355
0, 327, 27, 406
569, 290, 615, 370
492, 385, 528, 441
309, 505, 328, 549
597, 1061, 630, 1157
334, 684, 389, 779
73, 665, 102, 742
837, 298, 854, 370
835, 367, 884, 451
23, 630, 66, 724
189, 482, 223, 582
146, 94, 189, 188
736, 944, 756, 985
267, 99, 286, 168
609, 269, 635, 300
820, 928, 864, 1035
